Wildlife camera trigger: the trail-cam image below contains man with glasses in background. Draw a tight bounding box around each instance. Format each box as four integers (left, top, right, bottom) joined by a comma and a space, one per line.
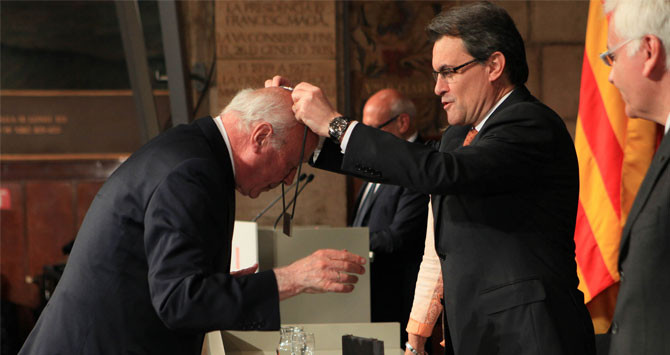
271, 1, 595, 354
350, 88, 429, 349
19, 87, 366, 355
600, 1, 670, 354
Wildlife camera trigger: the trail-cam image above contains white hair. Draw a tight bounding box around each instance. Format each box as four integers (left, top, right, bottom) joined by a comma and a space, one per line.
222, 88, 297, 148
388, 95, 417, 120
604, 0, 670, 69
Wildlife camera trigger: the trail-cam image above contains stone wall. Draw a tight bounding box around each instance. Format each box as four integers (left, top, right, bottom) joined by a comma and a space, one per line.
510, 0, 589, 136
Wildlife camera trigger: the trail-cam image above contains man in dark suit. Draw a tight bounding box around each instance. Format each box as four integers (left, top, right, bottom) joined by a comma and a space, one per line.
602, 0, 670, 353
276, 2, 596, 354
19, 87, 366, 355
352, 89, 429, 347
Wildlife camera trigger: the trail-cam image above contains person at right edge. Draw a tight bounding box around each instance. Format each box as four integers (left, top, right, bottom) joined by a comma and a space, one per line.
601, 1, 670, 354
270, 2, 596, 354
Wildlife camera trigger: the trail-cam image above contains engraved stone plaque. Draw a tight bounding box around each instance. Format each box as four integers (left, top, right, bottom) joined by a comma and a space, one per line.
215, 0, 337, 106
1, 91, 170, 156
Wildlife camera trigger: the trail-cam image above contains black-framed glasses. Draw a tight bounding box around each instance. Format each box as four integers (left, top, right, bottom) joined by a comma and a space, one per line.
599, 38, 634, 67
274, 125, 309, 236
375, 114, 400, 129
432, 58, 480, 82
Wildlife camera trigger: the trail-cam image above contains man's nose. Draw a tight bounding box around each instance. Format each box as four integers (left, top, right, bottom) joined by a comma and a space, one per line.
434, 77, 449, 96
608, 67, 614, 84
283, 168, 297, 185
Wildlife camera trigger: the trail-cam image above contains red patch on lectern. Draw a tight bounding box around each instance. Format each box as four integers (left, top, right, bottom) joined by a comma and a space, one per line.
0, 188, 11, 210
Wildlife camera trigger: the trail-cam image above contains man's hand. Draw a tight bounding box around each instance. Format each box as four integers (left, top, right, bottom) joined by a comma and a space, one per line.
273, 249, 366, 300
291, 82, 341, 138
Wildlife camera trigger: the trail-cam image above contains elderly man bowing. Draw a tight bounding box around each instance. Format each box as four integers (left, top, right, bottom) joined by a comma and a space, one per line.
19, 87, 366, 355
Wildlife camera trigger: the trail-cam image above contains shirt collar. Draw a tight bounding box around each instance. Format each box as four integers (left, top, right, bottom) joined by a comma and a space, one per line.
475, 89, 515, 132
665, 111, 669, 135
407, 132, 418, 143
213, 116, 236, 178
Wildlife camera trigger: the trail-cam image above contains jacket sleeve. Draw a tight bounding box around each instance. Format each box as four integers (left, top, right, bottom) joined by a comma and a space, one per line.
143, 158, 280, 332
342, 103, 568, 196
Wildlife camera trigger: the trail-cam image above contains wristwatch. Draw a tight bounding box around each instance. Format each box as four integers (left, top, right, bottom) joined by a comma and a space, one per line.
328, 116, 352, 143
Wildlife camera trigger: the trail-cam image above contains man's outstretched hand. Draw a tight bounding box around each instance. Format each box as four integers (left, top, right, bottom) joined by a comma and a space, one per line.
273, 249, 366, 301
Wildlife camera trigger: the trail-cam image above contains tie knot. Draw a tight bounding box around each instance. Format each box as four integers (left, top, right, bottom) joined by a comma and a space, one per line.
463, 128, 479, 146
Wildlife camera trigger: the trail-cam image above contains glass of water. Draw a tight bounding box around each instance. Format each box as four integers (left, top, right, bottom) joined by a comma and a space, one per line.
277, 326, 308, 355
303, 333, 315, 355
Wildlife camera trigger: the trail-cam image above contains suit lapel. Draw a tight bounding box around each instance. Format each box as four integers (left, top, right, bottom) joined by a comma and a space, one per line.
619, 134, 670, 259
357, 183, 382, 224
195, 117, 236, 240
369, 183, 384, 207
353, 183, 367, 215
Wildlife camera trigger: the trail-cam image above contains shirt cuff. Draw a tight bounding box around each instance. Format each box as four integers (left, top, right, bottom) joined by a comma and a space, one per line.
339, 121, 359, 153
406, 318, 435, 337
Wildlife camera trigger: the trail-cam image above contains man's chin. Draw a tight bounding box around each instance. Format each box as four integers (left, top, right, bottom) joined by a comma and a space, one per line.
623, 106, 640, 120
447, 117, 465, 126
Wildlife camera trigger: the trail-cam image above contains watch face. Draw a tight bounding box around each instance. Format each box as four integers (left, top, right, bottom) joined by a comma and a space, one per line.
329, 117, 349, 140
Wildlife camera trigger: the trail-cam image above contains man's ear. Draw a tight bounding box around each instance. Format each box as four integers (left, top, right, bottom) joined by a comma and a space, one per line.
250, 122, 273, 153
487, 51, 506, 82
641, 35, 666, 79
397, 114, 410, 134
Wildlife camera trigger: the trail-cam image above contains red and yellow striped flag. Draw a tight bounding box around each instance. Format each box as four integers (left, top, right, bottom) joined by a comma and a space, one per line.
574, 0, 660, 333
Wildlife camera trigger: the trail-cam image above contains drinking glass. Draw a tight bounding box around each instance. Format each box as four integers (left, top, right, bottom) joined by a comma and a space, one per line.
277, 326, 304, 355
303, 333, 315, 355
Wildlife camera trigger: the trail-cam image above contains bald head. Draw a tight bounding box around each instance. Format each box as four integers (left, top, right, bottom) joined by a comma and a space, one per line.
363, 89, 417, 139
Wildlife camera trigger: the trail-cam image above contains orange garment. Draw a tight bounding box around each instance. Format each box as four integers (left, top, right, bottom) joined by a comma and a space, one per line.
406, 200, 443, 339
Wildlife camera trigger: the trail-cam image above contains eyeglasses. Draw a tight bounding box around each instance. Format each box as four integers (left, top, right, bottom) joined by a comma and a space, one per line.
375, 114, 400, 129
275, 125, 308, 236
599, 38, 634, 67
432, 58, 480, 82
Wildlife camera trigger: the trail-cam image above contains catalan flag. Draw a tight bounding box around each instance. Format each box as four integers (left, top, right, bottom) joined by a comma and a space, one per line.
574, 0, 660, 333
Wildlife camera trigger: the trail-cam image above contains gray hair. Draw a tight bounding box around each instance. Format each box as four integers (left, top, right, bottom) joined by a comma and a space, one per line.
388, 95, 417, 120
222, 88, 296, 148
604, 0, 670, 69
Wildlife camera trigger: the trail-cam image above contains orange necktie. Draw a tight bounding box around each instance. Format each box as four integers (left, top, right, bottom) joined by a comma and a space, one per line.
462, 128, 478, 146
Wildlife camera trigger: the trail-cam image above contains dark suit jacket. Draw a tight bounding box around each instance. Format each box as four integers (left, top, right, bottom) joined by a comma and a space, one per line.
609, 132, 670, 355
351, 138, 429, 346
315, 87, 595, 355
20, 117, 280, 355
